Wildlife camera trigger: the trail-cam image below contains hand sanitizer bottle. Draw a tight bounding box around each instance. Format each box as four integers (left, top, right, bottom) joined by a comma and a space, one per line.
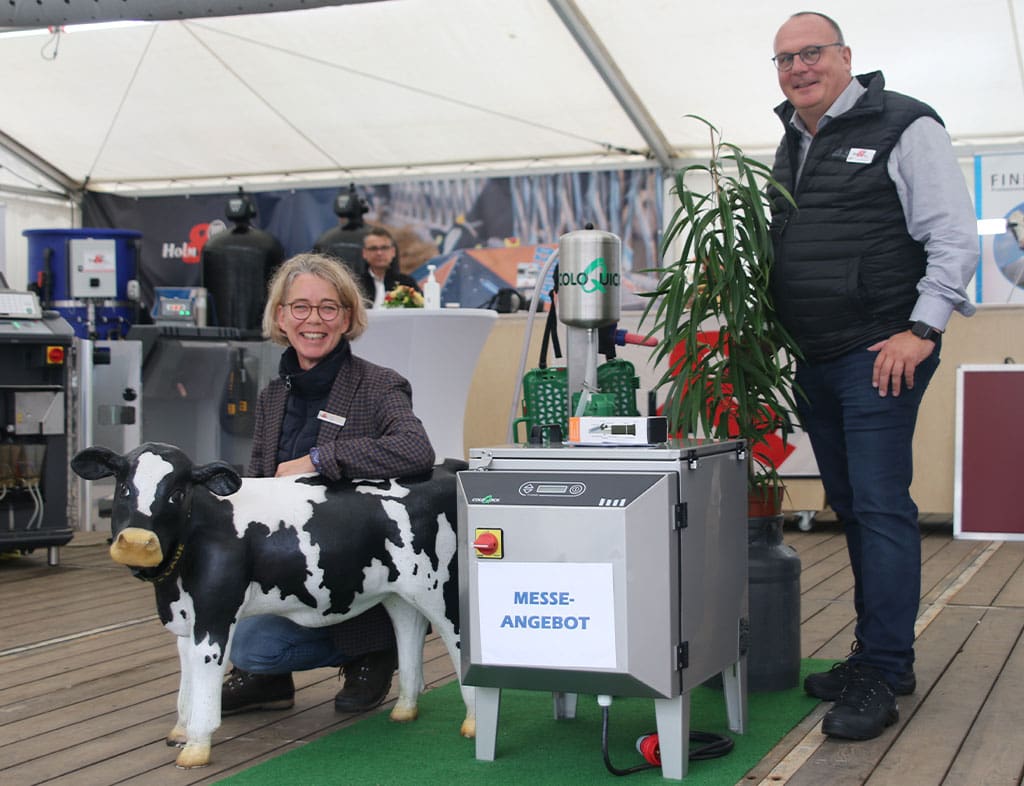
423, 264, 441, 309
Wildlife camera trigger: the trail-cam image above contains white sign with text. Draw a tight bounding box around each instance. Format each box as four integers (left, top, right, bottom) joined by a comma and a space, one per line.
477, 561, 616, 668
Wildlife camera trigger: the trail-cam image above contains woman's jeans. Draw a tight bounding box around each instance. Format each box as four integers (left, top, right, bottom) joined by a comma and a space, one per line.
795, 343, 940, 686
230, 615, 349, 673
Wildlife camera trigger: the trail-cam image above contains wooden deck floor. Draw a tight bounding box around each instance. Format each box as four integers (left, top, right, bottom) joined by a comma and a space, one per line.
2, 518, 1022, 785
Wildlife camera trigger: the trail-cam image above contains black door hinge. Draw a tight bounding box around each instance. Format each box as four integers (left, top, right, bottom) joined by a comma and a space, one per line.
674, 502, 688, 530
677, 641, 690, 670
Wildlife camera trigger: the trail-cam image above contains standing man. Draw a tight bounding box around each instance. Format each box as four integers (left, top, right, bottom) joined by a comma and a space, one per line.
768, 12, 977, 740
358, 227, 422, 308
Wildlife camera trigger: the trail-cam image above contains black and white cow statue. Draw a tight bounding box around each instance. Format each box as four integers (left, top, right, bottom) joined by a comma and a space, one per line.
71, 442, 474, 769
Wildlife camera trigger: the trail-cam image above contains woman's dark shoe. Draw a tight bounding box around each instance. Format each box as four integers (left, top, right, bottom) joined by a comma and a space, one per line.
221, 668, 295, 715
333, 650, 398, 713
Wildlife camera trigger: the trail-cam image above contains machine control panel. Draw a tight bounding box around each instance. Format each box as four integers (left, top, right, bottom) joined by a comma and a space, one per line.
517, 481, 586, 497
153, 286, 207, 325
462, 471, 670, 508
69, 237, 118, 298
0, 289, 43, 319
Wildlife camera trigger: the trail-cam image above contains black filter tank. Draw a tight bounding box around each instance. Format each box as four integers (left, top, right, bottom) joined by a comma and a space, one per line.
746, 514, 802, 691
202, 224, 284, 331
312, 225, 371, 277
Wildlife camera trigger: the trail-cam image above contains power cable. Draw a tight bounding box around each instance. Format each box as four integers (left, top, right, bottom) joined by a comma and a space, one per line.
599, 703, 734, 777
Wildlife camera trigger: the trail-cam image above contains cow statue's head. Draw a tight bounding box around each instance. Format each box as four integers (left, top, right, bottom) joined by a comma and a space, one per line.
71, 443, 241, 571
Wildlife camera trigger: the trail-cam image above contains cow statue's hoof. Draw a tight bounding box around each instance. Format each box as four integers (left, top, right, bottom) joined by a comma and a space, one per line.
461, 717, 476, 738
166, 725, 188, 748
389, 704, 419, 723
175, 742, 211, 769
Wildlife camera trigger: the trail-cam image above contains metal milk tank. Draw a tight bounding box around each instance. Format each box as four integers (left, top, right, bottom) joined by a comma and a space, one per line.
557, 229, 621, 328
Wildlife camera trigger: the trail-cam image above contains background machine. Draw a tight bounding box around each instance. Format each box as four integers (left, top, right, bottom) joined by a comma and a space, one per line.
0, 288, 75, 564
457, 229, 749, 780
24, 227, 142, 341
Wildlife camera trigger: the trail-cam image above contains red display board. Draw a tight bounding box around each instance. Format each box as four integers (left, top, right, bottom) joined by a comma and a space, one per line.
955, 365, 1024, 540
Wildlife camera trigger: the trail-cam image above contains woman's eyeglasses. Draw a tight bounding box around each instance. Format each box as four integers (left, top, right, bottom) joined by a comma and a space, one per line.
284, 301, 343, 321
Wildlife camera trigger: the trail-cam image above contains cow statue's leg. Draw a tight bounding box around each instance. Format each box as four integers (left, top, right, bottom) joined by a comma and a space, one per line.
397, 593, 475, 739
173, 638, 229, 768
166, 636, 193, 748
423, 607, 475, 738
381, 597, 429, 723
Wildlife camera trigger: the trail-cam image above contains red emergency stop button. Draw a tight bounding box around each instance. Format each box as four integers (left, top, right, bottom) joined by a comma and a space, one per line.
46, 345, 65, 364
473, 528, 503, 559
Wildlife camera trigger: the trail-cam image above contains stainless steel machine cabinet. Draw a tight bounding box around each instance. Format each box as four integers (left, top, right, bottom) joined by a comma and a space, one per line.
457, 440, 749, 780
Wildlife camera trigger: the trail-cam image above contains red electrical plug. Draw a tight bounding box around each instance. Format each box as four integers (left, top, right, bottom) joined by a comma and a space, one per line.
636, 733, 661, 766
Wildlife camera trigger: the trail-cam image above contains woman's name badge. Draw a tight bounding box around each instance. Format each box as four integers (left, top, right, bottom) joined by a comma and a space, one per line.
317, 410, 347, 427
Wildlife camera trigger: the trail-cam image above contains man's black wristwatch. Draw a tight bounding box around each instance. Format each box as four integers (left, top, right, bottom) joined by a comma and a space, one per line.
910, 321, 941, 342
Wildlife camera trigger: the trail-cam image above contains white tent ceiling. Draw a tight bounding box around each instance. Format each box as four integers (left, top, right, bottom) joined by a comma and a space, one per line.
0, 0, 1022, 196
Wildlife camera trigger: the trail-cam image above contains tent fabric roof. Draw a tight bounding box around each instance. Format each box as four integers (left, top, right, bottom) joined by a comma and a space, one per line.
1, 0, 1022, 196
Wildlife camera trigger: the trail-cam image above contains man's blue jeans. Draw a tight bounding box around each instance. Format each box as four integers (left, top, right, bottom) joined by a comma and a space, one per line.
231, 615, 349, 673
795, 343, 939, 686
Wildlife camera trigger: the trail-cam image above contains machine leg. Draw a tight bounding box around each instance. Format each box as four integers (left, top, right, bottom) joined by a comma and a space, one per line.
474, 686, 502, 761
722, 654, 748, 734
796, 510, 814, 532
47, 546, 60, 567
653, 693, 691, 781
552, 691, 578, 719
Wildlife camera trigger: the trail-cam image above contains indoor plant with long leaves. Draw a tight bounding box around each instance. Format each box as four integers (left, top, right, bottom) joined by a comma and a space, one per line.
642, 117, 803, 690
643, 117, 800, 514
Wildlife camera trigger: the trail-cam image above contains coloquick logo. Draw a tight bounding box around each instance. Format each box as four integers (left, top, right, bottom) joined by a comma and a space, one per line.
557, 257, 620, 293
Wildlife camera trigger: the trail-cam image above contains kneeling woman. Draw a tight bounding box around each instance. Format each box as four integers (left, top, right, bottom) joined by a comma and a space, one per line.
222, 252, 435, 715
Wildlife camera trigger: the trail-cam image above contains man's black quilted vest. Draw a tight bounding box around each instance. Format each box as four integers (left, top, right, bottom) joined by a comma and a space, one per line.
768, 71, 942, 362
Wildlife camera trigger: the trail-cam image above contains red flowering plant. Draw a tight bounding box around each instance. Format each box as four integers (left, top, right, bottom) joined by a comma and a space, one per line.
382, 285, 424, 308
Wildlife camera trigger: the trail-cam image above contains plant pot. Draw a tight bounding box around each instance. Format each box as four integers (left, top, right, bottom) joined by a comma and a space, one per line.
747, 486, 784, 518
745, 513, 801, 692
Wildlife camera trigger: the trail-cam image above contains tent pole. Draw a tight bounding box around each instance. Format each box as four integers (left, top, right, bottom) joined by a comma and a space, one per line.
548, 0, 674, 171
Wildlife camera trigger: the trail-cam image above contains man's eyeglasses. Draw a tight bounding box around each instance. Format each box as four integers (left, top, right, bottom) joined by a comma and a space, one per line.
364, 244, 394, 253
772, 42, 843, 71
284, 301, 344, 321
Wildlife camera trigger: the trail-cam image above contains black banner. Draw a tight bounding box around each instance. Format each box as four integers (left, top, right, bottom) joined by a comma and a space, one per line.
81, 169, 661, 313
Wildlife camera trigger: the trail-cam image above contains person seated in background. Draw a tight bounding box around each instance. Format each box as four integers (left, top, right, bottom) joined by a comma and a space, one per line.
358, 226, 422, 307
221, 252, 435, 715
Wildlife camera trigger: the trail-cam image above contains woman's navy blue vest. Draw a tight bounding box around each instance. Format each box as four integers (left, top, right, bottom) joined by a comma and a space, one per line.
768, 72, 942, 362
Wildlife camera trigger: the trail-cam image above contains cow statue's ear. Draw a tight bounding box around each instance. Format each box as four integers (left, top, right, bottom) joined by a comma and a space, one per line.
192, 461, 243, 497
71, 446, 123, 480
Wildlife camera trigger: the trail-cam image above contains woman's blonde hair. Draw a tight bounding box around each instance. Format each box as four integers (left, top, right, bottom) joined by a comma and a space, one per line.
262, 253, 368, 346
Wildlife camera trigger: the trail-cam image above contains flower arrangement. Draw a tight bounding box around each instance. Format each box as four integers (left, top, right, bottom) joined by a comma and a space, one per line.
382, 285, 424, 308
